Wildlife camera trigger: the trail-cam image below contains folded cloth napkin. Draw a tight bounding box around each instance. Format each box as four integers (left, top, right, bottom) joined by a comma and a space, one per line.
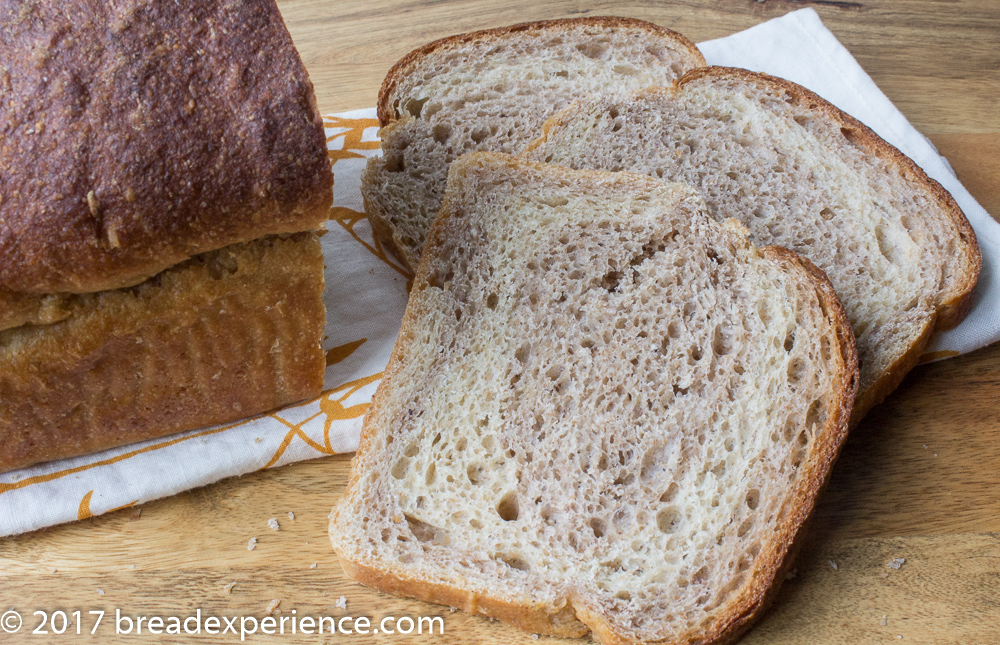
1, 8, 996, 537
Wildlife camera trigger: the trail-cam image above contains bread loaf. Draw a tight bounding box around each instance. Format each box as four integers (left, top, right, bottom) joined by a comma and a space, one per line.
0, 0, 331, 472
524, 67, 980, 422
331, 153, 859, 644
361, 17, 705, 270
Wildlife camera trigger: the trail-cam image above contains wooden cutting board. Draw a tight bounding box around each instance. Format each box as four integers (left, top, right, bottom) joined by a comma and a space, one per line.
2, 1, 998, 643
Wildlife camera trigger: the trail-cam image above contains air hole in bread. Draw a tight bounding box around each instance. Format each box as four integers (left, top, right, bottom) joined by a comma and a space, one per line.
486, 293, 499, 309
391, 458, 408, 479
404, 97, 430, 118
539, 195, 569, 207
462, 463, 481, 484
840, 126, 862, 149
745, 489, 760, 510
805, 398, 823, 430
471, 127, 490, 144
432, 123, 451, 144
660, 482, 680, 503
783, 330, 795, 352
499, 554, 530, 571
424, 462, 436, 485
496, 492, 519, 521
383, 152, 405, 173
589, 517, 607, 538
576, 41, 608, 59
737, 517, 754, 538
657, 507, 682, 533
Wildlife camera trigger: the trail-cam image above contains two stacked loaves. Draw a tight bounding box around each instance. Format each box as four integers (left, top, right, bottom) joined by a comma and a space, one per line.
0, 0, 332, 473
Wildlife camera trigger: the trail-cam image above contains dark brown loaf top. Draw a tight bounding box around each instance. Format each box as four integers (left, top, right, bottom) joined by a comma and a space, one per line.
0, 0, 332, 295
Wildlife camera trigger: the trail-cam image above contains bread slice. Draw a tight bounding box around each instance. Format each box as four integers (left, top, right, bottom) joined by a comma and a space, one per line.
0, 233, 326, 473
524, 67, 981, 423
361, 17, 706, 271
330, 153, 858, 644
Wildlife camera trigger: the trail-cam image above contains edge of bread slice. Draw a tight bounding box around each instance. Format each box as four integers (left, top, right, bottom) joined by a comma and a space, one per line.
361, 16, 706, 271
524, 66, 981, 423
332, 153, 859, 644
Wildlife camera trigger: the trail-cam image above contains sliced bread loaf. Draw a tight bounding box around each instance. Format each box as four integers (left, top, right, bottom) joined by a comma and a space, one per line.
361, 17, 706, 271
523, 67, 981, 423
331, 153, 859, 644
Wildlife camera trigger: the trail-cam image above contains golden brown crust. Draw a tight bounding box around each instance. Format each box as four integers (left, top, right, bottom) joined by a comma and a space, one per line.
333, 155, 860, 645
376, 16, 705, 126
0, 0, 332, 295
0, 233, 326, 473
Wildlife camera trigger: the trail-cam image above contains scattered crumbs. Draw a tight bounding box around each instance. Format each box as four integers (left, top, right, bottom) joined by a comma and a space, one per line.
268, 518, 280, 531
247, 537, 258, 551
265, 599, 281, 615
52, 569, 57, 573
288, 511, 295, 521
223, 582, 237, 594
532, 635, 539, 640
922, 444, 928, 449
449, 607, 457, 613
130, 565, 135, 569
933, 453, 938, 457
309, 563, 317, 569
887, 558, 905, 570
828, 560, 838, 570
97, 589, 105, 596
881, 615, 888, 626
897, 636, 902, 639
255, 437, 262, 444
335, 596, 347, 610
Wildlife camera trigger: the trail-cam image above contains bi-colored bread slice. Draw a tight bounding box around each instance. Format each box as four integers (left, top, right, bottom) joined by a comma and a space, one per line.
331, 153, 858, 644
524, 67, 981, 423
361, 16, 706, 271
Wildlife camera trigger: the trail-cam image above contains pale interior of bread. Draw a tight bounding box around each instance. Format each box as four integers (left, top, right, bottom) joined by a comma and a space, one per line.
362, 21, 705, 269
334, 154, 853, 643
524, 74, 977, 409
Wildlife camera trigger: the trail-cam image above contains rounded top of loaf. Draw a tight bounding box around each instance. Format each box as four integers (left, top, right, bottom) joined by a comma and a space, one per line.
0, 0, 332, 294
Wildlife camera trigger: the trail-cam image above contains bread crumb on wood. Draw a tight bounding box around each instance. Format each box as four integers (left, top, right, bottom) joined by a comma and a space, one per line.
97, 589, 105, 595
223, 582, 237, 594
247, 537, 258, 551
268, 518, 280, 530
532, 635, 539, 640
288, 511, 295, 520
335, 596, 347, 609
828, 560, 838, 570
309, 563, 317, 569
265, 599, 281, 615
881, 615, 888, 626
886, 558, 905, 569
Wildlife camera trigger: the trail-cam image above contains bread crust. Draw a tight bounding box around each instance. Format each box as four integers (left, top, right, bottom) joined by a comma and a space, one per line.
333, 154, 860, 644
0, 0, 332, 296
0, 234, 326, 473
375, 16, 705, 126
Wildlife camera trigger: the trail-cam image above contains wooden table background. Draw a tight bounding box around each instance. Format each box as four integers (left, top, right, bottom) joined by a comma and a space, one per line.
2, 1, 998, 643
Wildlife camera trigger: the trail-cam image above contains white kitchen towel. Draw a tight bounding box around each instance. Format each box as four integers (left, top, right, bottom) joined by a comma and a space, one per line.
1, 8, 996, 537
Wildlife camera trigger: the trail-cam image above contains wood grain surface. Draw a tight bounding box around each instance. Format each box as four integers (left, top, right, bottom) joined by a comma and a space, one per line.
1, 1, 998, 644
